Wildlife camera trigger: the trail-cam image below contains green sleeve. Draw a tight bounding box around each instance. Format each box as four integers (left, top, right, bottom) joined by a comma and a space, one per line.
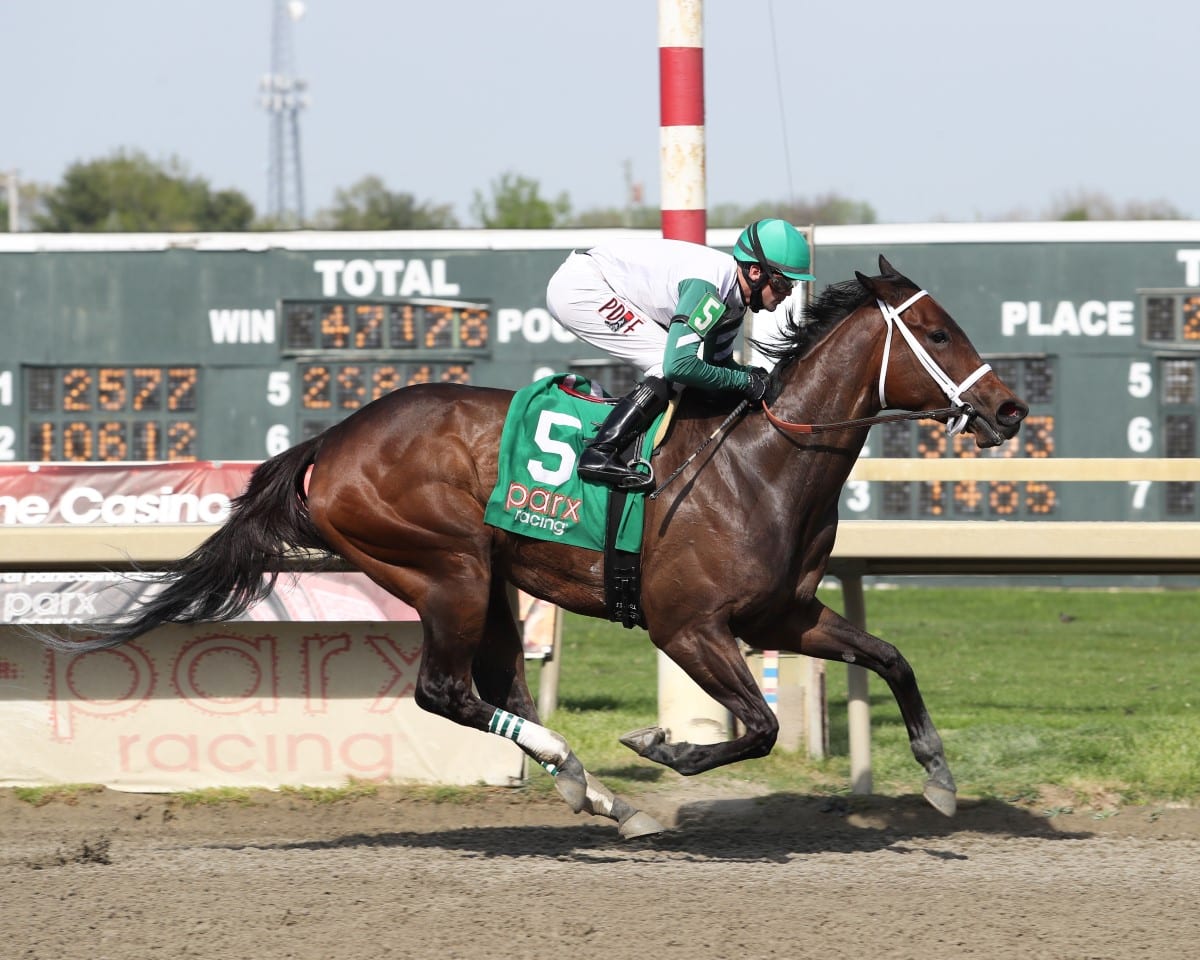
663, 319, 751, 392
674, 278, 730, 335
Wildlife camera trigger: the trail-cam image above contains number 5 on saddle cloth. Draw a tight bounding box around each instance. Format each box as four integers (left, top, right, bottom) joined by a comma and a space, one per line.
483, 374, 674, 627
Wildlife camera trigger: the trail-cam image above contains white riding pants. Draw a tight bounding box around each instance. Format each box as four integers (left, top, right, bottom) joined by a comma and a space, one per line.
546, 252, 668, 377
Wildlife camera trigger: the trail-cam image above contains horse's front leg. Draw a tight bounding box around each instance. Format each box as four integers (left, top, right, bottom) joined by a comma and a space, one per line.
783, 601, 956, 816
621, 621, 781, 776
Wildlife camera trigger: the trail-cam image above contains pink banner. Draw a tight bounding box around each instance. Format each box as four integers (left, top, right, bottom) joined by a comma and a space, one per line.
0, 460, 256, 526
0, 570, 420, 626
0, 461, 420, 624
0, 462, 556, 657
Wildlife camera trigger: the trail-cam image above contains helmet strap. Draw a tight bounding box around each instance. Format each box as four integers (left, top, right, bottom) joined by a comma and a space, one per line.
740, 262, 768, 311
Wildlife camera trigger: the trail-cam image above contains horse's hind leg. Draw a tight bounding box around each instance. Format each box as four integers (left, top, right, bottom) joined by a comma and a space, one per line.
472, 579, 665, 839
471, 580, 539, 722
339, 548, 661, 836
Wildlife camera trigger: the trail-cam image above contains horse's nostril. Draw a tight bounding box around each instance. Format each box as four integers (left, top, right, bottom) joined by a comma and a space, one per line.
998, 400, 1028, 424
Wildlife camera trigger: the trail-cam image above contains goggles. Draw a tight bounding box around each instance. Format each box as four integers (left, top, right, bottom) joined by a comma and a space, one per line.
768, 271, 796, 297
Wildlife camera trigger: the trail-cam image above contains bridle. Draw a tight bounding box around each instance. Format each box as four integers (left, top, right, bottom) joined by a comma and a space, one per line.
876, 290, 991, 436
763, 288, 998, 440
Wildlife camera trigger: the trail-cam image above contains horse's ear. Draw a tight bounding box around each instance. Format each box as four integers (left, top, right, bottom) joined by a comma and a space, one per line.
878, 254, 917, 288
855, 270, 885, 298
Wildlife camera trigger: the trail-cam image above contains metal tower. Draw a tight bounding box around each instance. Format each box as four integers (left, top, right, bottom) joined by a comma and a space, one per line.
260, 1, 308, 226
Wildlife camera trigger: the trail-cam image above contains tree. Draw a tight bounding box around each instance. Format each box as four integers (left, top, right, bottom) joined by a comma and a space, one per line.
1046, 189, 1185, 221
709, 193, 877, 228
471, 171, 570, 228
313, 175, 458, 230
34, 150, 255, 232
568, 205, 661, 229
0, 173, 46, 232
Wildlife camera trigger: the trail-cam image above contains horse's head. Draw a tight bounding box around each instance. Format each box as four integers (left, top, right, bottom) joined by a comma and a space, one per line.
855, 255, 1028, 448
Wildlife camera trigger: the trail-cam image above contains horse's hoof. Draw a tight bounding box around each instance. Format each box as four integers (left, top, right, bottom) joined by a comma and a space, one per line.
620, 726, 666, 756
923, 781, 957, 817
618, 811, 667, 840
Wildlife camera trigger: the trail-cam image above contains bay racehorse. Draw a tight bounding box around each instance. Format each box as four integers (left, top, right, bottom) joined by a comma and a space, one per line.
39, 256, 1027, 838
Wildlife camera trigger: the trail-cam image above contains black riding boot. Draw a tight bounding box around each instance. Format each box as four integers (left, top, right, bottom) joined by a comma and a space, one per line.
578, 377, 670, 491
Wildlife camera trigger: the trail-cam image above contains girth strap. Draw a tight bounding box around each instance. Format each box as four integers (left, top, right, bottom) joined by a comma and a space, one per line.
604, 485, 645, 629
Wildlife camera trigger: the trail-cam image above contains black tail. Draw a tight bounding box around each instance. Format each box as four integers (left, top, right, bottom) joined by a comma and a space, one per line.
38, 436, 331, 654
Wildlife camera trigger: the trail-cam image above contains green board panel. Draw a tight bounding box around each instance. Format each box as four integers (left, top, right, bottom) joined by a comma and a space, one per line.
1, 225, 1198, 524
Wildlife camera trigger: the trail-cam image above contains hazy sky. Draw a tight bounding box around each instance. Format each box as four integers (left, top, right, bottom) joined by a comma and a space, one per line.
4, 0, 1197, 225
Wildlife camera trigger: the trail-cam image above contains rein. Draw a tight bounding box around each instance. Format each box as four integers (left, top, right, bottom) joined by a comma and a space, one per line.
648, 398, 962, 499
761, 402, 964, 436
649, 400, 749, 500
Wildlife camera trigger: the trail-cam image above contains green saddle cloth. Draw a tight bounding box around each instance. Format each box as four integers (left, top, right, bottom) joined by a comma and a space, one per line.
484, 374, 659, 553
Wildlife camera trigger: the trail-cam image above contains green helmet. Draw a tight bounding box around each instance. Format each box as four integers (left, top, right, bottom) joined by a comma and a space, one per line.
734, 219, 814, 282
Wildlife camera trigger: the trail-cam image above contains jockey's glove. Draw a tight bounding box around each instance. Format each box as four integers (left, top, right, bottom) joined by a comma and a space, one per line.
743, 366, 771, 402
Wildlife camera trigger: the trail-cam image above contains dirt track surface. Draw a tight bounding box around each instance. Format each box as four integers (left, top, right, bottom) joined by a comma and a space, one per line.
4, 781, 1199, 960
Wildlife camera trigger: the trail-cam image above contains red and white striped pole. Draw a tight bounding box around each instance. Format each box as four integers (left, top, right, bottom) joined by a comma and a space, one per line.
655, 1, 732, 746
658, 0, 705, 243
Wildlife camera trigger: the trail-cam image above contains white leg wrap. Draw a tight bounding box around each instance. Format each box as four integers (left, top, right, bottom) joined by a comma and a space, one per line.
583, 773, 616, 818
488, 709, 568, 775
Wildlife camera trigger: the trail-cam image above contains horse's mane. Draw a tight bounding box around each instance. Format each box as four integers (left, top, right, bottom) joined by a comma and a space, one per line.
751, 267, 919, 368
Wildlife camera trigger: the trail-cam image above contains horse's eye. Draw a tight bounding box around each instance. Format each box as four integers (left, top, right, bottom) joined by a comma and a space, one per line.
930, 330, 950, 344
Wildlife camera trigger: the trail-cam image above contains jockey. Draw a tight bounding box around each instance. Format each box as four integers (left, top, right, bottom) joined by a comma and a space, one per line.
546, 218, 814, 491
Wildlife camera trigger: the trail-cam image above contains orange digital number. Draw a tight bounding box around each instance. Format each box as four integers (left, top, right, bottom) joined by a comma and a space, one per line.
62, 369, 92, 412
916, 423, 946, 460
1023, 415, 1056, 457
390, 305, 418, 348
62, 421, 93, 461
1022, 415, 1056, 516
988, 483, 1019, 515
302, 366, 332, 409
167, 368, 197, 412
97, 368, 128, 411
353, 304, 385, 349
1183, 296, 1200, 342
458, 308, 489, 348
952, 481, 984, 514
336, 365, 366, 410
167, 422, 197, 461
98, 421, 128, 461
29, 421, 55, 461
1026, 482, 1057, 515
132, 368, 163, 411
320, 304, 351, 349
135, 422, 160, 460
948, 435, 982, 515
372, 366, 403, 399
919, 480, 946, 517
915, 424, 946, 517
423, 306, 454, 349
